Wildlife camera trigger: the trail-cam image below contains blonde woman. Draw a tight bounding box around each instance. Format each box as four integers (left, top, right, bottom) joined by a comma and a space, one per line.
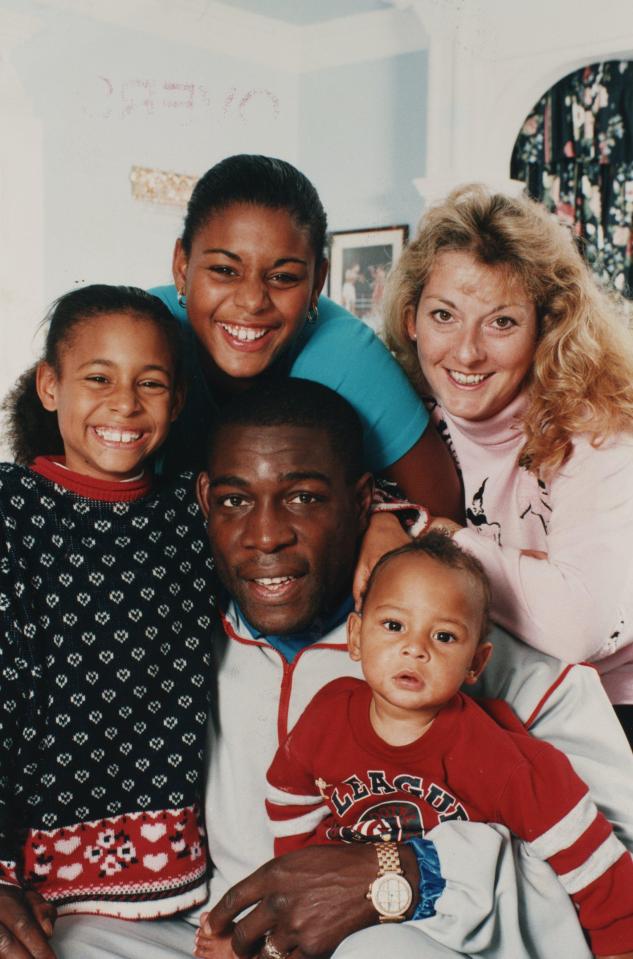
384, 185, 633, 743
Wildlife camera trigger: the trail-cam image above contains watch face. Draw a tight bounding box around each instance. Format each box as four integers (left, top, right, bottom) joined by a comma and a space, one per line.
371, 873, 413, 917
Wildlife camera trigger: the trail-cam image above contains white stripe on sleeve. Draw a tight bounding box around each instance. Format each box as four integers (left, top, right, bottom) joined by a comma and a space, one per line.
269, 804, 331, 839
557, 834, 630, 895
266, 782, 322, 806
525, 793, 597, 860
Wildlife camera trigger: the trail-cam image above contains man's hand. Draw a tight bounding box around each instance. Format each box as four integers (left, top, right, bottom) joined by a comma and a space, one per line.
206, 844, 418, 959
0, 886, 56, 958
353, 513, 410, 608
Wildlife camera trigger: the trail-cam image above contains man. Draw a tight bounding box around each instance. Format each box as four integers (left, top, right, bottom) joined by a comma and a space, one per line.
193, 379, 633, 959
53, 378, 633, 959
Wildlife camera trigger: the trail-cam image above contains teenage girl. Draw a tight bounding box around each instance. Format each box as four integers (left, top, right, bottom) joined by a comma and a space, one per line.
150, 153, 462, 521
0, 285, 215, 958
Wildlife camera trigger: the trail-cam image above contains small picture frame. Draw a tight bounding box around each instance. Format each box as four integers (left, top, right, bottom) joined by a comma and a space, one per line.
327, 224, 409, 334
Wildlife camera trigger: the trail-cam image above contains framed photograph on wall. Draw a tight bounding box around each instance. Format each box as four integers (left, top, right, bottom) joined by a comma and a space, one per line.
327, 224, 408, 335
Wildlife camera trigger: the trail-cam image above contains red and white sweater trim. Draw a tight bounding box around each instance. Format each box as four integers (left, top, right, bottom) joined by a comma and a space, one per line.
17, 805, 207, 917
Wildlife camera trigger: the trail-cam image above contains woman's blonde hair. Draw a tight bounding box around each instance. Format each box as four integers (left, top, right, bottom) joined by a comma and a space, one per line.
384, 184, 633, 477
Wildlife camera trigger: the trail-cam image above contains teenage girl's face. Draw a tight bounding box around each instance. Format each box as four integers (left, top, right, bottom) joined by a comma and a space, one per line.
172, 203, 328, 387
407, 251, 538, 421
36, 312, 181, 482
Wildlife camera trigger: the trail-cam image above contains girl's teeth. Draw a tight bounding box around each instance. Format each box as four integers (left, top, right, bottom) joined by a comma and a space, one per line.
95, 428, 142, 444
222, 324, 268, 342
450, 371, 489, 385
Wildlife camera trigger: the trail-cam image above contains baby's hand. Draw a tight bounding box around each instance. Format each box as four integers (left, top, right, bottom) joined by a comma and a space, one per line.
194, 912, 238, 959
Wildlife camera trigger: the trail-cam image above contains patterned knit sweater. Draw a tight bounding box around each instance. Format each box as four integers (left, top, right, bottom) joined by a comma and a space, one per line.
0, 458, 216, 918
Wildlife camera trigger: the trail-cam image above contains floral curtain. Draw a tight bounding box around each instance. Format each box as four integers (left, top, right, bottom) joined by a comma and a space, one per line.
510, 60, 633, 296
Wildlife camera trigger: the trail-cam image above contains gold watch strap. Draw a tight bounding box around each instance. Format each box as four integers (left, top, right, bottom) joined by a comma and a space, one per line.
375, 841, 404, 876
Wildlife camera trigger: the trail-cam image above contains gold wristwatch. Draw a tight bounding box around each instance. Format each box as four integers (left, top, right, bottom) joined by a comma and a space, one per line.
366, 841, 413, 923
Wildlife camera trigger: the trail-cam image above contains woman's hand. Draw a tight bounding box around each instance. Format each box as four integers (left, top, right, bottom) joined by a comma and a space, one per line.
426, 516, 464, 538
353, 512, 410, 608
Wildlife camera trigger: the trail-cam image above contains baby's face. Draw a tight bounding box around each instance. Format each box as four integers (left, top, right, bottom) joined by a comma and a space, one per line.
348, 553, 491, 722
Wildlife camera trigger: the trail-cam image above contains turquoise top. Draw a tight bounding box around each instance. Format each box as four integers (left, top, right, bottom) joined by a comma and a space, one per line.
150, 285, 428, 476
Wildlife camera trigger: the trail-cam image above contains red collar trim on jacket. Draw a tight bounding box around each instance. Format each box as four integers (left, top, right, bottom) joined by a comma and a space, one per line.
31, 456, 153, 503
524, 663, 576, 729
219, 607, 349, 744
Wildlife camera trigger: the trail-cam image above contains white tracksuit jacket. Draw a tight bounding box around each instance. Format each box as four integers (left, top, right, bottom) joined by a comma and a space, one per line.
194, 603, 633, 959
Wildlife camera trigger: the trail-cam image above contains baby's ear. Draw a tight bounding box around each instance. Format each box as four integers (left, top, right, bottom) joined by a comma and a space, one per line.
347, 611, 362, 662
35, 362, 59, 412
463, 641, 493, 685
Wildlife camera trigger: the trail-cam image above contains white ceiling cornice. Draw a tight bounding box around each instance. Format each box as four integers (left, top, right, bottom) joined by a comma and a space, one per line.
30, 0, 428, 71
302, 7, 427, 70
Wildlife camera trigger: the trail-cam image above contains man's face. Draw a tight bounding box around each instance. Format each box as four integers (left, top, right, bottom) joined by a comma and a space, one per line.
197, 423, 372, 634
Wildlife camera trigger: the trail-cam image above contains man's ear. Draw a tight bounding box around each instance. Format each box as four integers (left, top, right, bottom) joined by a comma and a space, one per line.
195, 470, 211, 520
355, 472, 374, 534
347, 611, 362, 662
463, 642, 493, 685
172, 238, 188, 292
35, 361, 59, 412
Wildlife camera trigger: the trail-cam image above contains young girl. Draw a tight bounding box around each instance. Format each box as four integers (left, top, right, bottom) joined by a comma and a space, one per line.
0, 285, 215, 956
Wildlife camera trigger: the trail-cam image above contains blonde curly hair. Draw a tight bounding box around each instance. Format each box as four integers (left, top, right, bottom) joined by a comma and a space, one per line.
384, 184, 633, 478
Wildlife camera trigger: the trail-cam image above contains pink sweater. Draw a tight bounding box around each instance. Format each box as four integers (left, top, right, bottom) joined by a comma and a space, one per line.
433, 393, 633, 704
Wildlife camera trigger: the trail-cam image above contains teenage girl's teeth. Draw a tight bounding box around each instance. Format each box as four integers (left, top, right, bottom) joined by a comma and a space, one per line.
221, 324, 267, 342
450, 371, 489, 385
95, 428, 142, 444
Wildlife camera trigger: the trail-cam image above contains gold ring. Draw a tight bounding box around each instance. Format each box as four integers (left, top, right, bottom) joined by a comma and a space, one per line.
263, 932, 291, 959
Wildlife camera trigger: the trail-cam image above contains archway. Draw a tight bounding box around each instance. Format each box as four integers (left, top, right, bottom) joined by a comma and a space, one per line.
511, 60, 633, 295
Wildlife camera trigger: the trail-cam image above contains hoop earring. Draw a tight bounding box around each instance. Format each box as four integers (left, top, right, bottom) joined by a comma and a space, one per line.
177, 288, 187, 308
307, 304, 319, 324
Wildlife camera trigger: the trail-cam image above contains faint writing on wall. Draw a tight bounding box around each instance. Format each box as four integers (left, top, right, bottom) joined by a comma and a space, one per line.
84, 78, 281, 122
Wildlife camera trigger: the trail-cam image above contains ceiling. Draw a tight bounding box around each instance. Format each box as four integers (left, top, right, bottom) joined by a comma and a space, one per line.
220, 0, 391, 26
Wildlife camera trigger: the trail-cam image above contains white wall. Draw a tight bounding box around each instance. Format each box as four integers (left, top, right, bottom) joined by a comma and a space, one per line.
3, 0, 633, 437
0, 0, 302, 409
0, 0, 429, 422
300, 50, 428, 237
